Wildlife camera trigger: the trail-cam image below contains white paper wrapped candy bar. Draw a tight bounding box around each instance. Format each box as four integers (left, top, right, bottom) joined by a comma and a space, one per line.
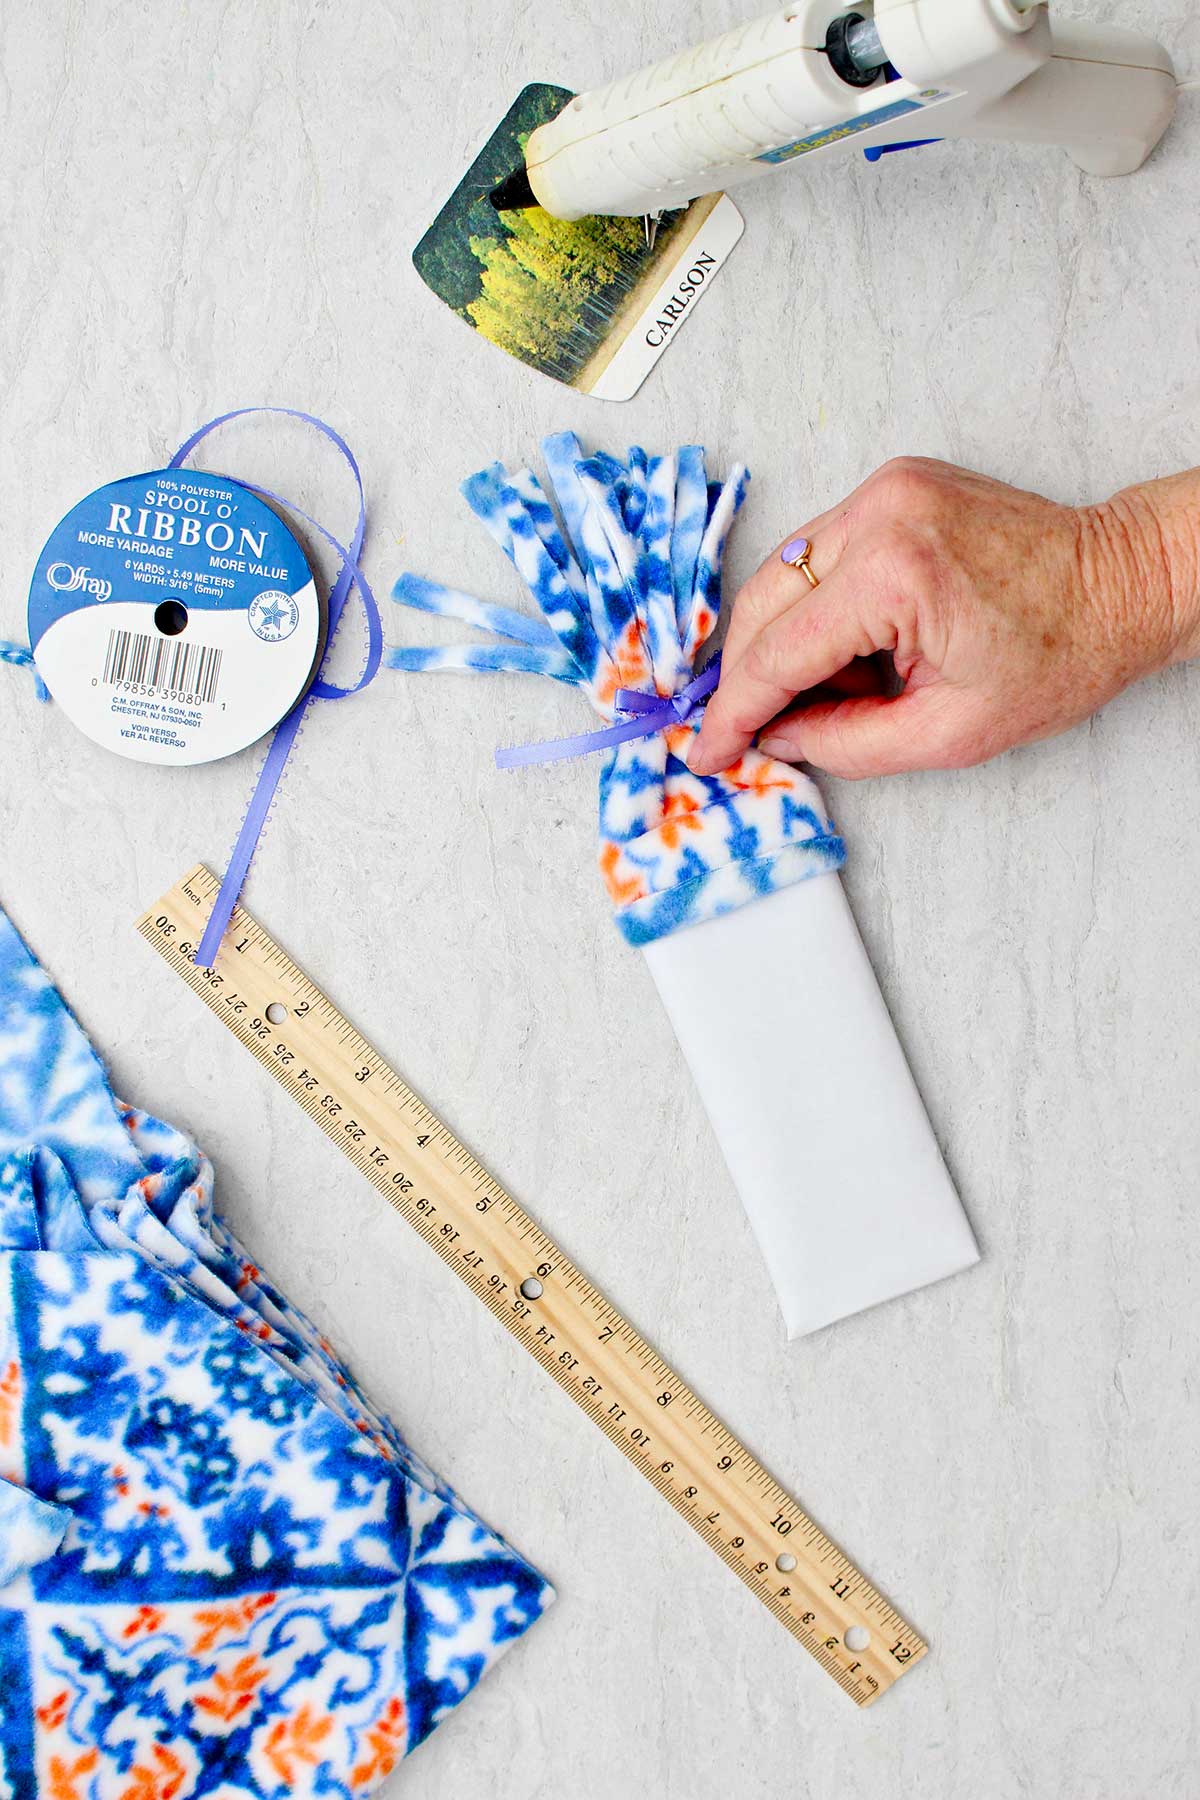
390, 434, 979, 1336
645, 873, 978, 1336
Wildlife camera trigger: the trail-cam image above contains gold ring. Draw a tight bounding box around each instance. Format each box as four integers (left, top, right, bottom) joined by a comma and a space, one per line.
782, 535, 820, 589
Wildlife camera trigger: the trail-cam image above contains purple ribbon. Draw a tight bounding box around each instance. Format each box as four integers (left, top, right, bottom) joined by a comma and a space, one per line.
495, 656, 721, 770
169, 408, 382, 967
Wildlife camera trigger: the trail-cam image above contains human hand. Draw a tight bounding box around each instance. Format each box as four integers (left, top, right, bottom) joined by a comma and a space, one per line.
689, 457, 1200, 780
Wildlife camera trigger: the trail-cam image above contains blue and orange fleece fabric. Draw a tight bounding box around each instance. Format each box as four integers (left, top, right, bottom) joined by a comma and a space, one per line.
0, 905, 551, 1796
389, 434, 845, 945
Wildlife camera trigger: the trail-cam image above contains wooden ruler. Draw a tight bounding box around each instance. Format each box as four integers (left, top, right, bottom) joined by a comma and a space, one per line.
138, 865, 927, 1705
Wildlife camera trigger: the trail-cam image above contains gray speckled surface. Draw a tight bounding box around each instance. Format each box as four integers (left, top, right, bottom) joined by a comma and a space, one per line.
3, 3, 1200, 1794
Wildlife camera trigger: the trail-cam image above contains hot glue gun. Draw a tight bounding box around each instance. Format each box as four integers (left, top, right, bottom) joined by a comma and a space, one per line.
490, 0, 1177, 223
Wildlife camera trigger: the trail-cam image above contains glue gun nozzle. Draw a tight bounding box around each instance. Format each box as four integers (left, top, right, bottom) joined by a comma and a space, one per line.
489, 166, 538, 212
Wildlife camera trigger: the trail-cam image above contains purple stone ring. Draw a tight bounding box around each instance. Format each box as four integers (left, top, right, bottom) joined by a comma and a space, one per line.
781, 535, 820, 588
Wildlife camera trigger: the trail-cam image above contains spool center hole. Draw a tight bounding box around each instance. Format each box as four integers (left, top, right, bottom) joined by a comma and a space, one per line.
154, 599, 189, 636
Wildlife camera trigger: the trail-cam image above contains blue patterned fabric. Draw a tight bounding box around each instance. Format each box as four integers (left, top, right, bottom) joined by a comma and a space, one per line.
0, 908, 551, 1795
390, 435, 845, 944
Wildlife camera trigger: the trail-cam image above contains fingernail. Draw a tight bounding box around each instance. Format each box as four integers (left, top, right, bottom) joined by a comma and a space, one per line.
780, 536, 810, 565
757, 737, 790, 759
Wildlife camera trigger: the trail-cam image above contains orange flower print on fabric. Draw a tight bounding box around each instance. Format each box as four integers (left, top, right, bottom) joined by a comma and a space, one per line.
0, 1359, 19, 1446
599, 842, 646, 907
195, 1655, 270, 1724
351, 1696, 407, 1787
597, 616, 652, 710
118, 1745, 187, 1800
612, 615, 652, 692
47, 1751, 99, 1800
658, 789, 704, 850
725, 754, 795, 798
122, 1605, 165, 1640
191, 1591, 277, 1655
262, 1707, 334, 1785
690, 601, 715, 646
37, 1689, 70, 1730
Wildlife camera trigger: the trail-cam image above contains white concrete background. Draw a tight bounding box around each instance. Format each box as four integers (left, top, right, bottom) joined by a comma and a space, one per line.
3, 2, 1200, 1794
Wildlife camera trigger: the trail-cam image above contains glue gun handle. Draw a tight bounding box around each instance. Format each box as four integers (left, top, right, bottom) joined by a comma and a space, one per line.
524, 6, 838, 220
523, 2, 1177, 221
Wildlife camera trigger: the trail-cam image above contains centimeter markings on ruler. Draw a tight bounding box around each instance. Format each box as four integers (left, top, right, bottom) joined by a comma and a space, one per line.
137, 865, 927, 1706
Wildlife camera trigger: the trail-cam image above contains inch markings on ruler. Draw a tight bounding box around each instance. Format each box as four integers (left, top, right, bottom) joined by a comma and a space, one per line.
137, 866, 927, 1706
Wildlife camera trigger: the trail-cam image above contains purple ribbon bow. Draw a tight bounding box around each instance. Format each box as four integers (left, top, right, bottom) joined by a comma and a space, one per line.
495, 657, 721, 770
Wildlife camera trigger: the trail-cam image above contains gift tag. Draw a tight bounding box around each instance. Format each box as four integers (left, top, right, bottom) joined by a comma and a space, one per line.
28, 468, 322, 765
413, 83, 743, 403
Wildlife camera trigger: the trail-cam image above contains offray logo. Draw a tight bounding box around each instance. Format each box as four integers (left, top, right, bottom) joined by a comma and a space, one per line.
46, 562, 112, 602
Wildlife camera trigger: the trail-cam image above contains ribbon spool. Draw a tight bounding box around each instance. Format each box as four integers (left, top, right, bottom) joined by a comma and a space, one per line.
28, 469, 324, 766
20, 407, 383, 967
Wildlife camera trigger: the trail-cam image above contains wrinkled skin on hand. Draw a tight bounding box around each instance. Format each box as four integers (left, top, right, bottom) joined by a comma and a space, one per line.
690, 457, 1200, 780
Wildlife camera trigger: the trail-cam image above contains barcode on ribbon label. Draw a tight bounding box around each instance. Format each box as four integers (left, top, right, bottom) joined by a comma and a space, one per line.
102, 629, 223, 705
